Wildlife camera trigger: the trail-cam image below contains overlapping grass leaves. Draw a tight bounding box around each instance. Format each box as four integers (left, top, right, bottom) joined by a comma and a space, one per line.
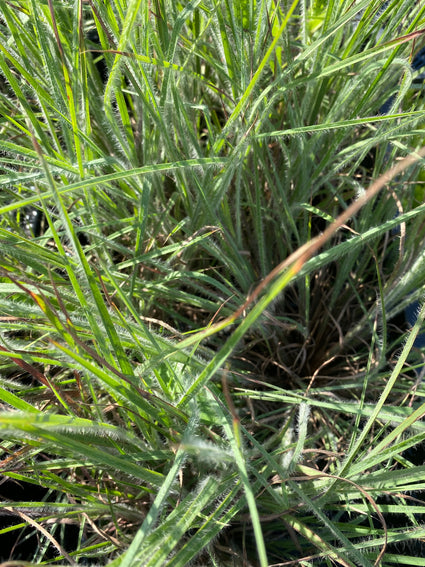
1, 0, 425, 565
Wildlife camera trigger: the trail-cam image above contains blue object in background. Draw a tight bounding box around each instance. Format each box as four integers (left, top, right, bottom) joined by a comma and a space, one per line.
380, 46, 425, 350
411, 45, 425, 72
404, 299, 425, 348
402, 46, 425, 349
379, 46, 425, 114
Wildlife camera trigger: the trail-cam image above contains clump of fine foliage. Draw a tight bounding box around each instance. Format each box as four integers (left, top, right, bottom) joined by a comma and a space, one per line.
1, 0, 425, 565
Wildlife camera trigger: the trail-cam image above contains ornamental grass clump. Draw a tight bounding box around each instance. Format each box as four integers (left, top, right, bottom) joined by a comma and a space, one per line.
1, 1, 425, 565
